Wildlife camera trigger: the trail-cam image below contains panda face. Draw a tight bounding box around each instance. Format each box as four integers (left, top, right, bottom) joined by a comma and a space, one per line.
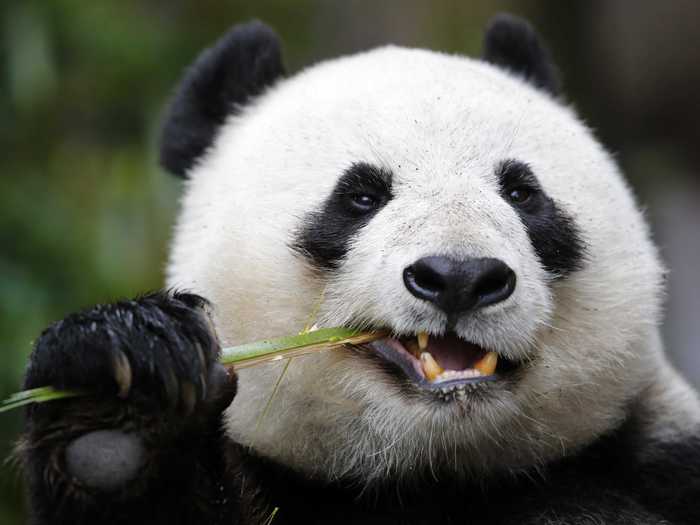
165, 20, 665, 484
293, 154, 583, 396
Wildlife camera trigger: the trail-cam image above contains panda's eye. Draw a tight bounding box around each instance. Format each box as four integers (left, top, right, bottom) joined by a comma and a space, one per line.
507, 187, 533, 205
348, 193, 380, 213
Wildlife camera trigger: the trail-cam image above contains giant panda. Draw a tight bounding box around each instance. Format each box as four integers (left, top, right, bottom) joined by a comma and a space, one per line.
21, 13, 700, 525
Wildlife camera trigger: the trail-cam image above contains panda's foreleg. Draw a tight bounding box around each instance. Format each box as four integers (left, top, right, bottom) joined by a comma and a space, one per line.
21, 291, 241, 525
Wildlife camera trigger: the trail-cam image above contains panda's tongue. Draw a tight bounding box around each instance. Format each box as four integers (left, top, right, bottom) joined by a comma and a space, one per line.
418, 334, 485, 370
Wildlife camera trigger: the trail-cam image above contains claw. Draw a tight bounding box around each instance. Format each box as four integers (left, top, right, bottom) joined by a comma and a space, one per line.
112, 350, 132, 399
161, 365, 180, 409
180, 381, 197, 415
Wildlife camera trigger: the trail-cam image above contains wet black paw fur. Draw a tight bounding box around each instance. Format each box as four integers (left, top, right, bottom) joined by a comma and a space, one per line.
24, 290, 234, 417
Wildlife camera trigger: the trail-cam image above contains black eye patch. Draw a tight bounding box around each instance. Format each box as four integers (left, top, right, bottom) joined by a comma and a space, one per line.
497, 159, 586, 276
292, 163, 393, 270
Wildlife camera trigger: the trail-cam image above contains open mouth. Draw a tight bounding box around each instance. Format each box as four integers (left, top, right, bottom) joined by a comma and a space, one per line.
367, 332, 518, 391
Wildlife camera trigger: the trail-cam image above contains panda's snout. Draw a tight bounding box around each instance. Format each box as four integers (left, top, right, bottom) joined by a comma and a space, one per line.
403, 256, 516, 315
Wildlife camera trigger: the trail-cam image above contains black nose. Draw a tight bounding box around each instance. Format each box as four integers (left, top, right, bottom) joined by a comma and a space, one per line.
403, 256, 516, 314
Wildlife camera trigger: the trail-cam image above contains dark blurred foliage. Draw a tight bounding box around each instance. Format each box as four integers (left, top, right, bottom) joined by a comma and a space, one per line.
1, 1, 699, 522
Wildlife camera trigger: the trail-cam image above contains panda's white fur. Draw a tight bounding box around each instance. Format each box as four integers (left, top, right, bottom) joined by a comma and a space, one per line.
166, 45, 700, 485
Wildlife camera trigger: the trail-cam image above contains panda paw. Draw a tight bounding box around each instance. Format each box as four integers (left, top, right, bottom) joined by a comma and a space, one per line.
24, 291, 236, 422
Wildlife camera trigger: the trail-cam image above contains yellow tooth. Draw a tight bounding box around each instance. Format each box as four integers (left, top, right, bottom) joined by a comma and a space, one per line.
417, 331, 429, 351
474, 351, 498, 376
112, 350, 132, 399
420, 352, 444, 382
404, 339, 420, 357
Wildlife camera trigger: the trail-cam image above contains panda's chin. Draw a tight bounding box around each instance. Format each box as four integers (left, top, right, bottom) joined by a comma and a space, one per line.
367, 332, 519, 394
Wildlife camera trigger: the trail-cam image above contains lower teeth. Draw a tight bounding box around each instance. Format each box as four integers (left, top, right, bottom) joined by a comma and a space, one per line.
435, 369, 482, 381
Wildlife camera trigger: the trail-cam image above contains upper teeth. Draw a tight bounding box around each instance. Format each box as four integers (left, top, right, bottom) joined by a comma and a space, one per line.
417, 331, 429, 350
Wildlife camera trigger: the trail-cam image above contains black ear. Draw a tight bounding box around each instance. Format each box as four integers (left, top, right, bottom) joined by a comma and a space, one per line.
482, 13, 560, 96
160, 21, 285, 177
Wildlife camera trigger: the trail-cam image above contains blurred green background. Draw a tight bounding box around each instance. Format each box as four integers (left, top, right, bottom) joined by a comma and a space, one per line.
1, 1, 699, 522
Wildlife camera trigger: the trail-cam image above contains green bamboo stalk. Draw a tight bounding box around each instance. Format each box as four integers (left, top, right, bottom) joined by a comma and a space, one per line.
0, 328, 383, 414
0, 386, 82, 412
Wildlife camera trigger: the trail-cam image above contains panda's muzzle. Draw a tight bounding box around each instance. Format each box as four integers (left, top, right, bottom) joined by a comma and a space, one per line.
360, 256, 519, 391
354, 257, 518, 391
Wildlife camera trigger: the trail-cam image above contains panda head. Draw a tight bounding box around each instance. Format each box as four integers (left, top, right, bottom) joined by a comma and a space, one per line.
163, 15, 666, 485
